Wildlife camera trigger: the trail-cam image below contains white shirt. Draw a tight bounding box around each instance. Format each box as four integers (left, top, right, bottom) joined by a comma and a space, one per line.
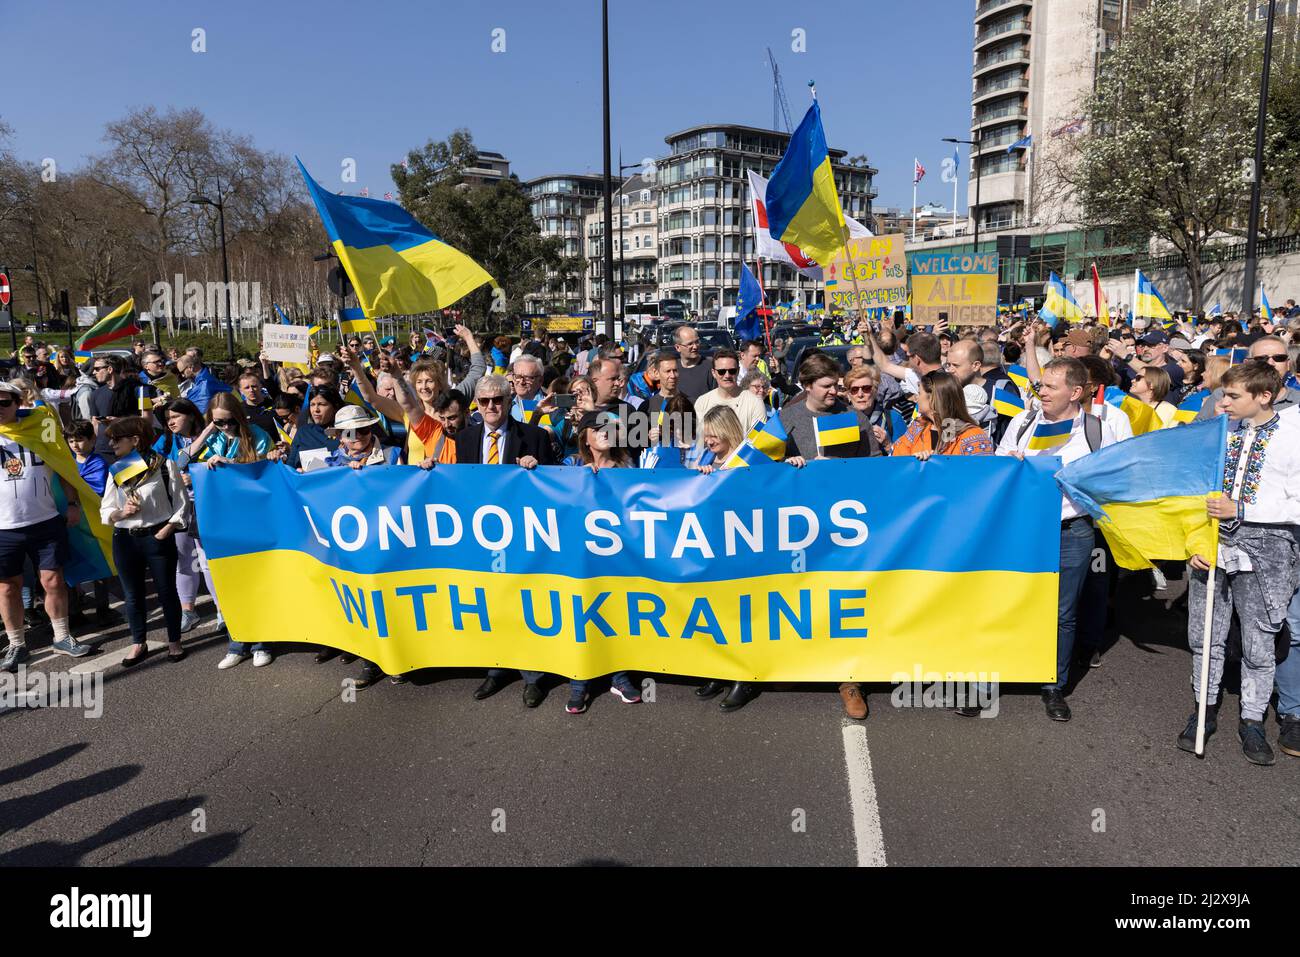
900, 368, 922, 396
0, 435, 59, 529
99, 457, 189, 530
694, 388, 767, 437
997, 408, 1118, 520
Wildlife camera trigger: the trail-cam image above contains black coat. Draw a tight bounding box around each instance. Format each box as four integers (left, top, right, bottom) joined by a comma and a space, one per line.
455, 417, 556, 465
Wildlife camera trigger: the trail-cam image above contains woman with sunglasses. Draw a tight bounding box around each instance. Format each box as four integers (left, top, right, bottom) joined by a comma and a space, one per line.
100, 416, 189, 666
188, 393, 273, 466
152, 398, 208, 634
273, 386, 344, 470
1129, 366, 1179, 429
563, 411, 641, 714
890, 371, 994, 459
843, 365, 892, 449
193, 396, 274, 669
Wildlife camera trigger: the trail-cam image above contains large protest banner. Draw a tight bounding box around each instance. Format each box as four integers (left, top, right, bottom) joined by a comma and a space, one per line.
824, 235, 908, 312
909, 250, 999, 326
192, 458, 1059, 682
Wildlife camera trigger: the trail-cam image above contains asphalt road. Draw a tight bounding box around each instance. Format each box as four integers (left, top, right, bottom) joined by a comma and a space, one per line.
1, 570, 1297, 868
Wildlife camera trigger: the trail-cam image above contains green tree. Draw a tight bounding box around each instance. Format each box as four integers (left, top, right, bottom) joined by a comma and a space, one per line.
391, 131, 575, 325
1064, 0, 1258, 309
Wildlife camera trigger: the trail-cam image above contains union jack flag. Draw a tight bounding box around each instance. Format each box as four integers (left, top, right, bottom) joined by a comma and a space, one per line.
383, 191, 393, 201
913, 158, 926, 184
1053, 118, 1085, 137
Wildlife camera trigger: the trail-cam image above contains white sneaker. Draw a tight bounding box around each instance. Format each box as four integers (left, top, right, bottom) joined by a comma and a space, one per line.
252, 651, 272, 667
217, 653, 246, 670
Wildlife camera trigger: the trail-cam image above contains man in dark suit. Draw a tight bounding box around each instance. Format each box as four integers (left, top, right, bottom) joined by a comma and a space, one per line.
455, 375, 556, 708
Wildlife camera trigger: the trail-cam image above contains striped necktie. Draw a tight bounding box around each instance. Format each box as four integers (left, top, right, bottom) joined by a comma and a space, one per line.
486, 430, 500, 465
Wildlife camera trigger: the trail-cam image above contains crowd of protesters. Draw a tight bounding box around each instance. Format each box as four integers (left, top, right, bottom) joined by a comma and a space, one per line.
1, 295, 1299, 767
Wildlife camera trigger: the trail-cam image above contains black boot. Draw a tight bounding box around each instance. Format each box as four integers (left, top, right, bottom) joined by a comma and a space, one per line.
1177, 700, 1219, 753
720, 682, 757, 712
695, 680, 726, 700
1239, 719, 1275, 766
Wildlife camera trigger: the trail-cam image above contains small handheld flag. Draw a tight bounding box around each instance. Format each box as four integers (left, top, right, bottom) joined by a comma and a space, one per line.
109, 451, 148, 487
1039, 272, 1084, 329
1261, 285, 1273, 322
747, 415, 788, 462
338, 307, 376, 336
136, 386, 151, 413
992, 386, 1025, 418
1027, 417, 1073, 451
1174, 389, 1209, 425
813, 411, 860, 448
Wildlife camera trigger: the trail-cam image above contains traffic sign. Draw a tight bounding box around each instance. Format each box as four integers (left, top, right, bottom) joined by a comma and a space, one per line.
0, 271, 10, 307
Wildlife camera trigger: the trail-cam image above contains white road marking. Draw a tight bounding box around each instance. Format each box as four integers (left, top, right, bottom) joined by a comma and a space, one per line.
841, 723, 887, 867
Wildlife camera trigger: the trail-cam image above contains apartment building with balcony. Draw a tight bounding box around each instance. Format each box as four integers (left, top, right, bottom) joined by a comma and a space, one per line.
583, 174, 658, 314
525, 174, 604, 313
654, 124, 876, 313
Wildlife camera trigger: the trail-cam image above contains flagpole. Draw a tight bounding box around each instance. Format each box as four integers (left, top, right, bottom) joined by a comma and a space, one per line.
1194, 552, 1219, 755
952, 148, 958, 233
911, 174, 917, 242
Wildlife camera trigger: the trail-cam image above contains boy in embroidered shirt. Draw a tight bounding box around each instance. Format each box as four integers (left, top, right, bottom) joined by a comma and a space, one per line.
1181, 363, 1300, 766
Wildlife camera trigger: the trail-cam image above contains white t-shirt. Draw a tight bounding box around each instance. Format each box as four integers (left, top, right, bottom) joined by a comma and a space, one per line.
0, 436, 59, 529
997, 409, 1118, 520
694, 388, 767, 437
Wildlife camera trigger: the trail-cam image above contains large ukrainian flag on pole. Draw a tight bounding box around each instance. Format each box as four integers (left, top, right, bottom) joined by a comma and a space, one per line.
763, 100, 846, 265
296, 158, 494, 318
1038, 272, 1084, 328
1134, 270, 1174, 323
1056, 416, 1227, 570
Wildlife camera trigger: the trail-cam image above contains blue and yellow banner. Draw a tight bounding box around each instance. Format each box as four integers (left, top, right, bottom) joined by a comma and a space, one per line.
192, 458, 1060, 682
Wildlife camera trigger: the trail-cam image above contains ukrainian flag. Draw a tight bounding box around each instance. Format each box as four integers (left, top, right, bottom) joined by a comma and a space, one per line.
297, 157, 494, 318
0, 406, 114, 583
1027, 417, 1073, 451
1174, 389, 1209, 425
723, 442, 766, 469
1261, 286, 1273, 322
1134, 270, 1173, 323
747, 415, 788, 462
813, 411, 860, 448
338, 306, 376, 336
1006, 364, 1036, 397
992, 386, 1025, 418
1214, 347, 1248, 365
1038, 272, 1084, 329
763, 101, 846, 265
1104, 386, 1159, 436
109, 451, 149, 486
1056, 417, 1227, 570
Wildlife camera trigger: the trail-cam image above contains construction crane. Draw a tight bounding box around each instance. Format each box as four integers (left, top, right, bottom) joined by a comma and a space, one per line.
767, 47, 793, 134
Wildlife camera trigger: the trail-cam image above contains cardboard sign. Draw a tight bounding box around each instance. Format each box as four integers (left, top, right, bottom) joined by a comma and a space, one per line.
908, 251, 1000, 326
824, 235, 908, 312
263, 325, 312, 364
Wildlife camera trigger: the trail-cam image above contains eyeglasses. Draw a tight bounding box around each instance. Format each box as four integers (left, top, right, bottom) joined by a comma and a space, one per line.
213, 418, 239, 430
0, 398, 14, 408
478, 395, 506, 406
1252, 353, 1289, 364
847, 385, 875, 394
714, 367, 738, 377
92, 366, 109, 372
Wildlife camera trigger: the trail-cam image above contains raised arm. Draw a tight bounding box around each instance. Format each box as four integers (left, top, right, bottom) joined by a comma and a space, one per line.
339, 343, 404, 423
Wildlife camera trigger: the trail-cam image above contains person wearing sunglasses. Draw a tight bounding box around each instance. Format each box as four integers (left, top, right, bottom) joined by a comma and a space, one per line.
0, 382, 93, 671
189, 393, 273, 466
692, 348, 766, 437
458, 376, 556, 708
1193, 335, 1297, 421
100, 416, 189, 667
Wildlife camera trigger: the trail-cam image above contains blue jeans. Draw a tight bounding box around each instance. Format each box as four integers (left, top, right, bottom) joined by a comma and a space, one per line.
488, 668, 543, 685
570, 672, 630, 697
1280, 587, 1300, 718
1050, 518, 1095, 693
229, 640, 267, 655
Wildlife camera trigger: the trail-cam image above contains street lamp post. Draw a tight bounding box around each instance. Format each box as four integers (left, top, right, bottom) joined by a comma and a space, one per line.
187, 181, 236, 362
942, 137, 981, 254
24, 220, 44, 331
600, 0, 615, 340
1243, 0, 1277, 318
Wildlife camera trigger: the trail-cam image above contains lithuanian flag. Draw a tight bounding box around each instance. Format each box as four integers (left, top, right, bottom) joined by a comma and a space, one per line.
75, 297, 140, 352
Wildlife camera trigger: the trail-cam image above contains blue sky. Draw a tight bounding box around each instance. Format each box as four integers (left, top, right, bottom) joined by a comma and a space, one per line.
5, 0, 974, 210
